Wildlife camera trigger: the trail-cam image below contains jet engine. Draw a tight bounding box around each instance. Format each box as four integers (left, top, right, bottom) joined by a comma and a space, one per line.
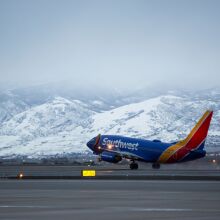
100, 151, 122, 163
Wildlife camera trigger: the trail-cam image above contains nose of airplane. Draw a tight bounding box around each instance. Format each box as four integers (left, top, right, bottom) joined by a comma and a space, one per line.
86, 139, 95, 150
87, 134, 101, 152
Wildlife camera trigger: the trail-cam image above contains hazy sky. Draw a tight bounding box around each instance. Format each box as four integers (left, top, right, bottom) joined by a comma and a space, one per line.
0, 0, 219, 90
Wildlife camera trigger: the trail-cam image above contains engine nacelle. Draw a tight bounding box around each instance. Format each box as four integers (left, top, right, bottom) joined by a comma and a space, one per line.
100, 151, 122, 163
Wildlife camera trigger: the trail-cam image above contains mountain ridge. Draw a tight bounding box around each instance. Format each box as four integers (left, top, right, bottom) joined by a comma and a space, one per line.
0, 88, 219, 158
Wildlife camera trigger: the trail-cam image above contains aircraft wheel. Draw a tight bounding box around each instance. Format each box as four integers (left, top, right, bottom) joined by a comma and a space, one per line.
152, 163, 160, 169
130, 162, 138, 170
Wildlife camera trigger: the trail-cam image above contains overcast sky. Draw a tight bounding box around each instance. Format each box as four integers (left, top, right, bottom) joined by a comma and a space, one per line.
0, 0, 219, 90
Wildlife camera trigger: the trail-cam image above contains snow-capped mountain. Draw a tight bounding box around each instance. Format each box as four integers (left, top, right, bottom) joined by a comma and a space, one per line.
0, 97, 94, 137
89, 95, 219, 143
0, 87, 220, 158
0, 97, 95, 158
0, 91, 29, 123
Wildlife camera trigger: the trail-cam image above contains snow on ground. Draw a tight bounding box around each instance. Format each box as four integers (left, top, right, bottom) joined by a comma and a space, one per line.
0, 94, 219, 157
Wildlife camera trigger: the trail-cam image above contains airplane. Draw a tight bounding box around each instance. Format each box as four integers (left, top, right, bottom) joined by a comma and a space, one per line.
87, 110, 213, 169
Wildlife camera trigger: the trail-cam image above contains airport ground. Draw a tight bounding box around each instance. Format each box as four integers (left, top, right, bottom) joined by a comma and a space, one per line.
0, 179, 220, 220
0, 157, 220, 179
0, 161, 220, 220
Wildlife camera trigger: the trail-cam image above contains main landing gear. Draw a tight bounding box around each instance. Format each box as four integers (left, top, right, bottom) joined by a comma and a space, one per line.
130, 161, 138, 170
152, 163, 160, 169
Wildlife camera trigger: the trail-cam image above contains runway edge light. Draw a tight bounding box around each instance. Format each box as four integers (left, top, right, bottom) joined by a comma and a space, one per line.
81, 170, 96, 177
18, 173, 24, 179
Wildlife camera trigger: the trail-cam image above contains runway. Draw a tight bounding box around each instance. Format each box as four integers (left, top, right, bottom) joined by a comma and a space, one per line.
1, 164, 220, 180
0, 179, 220, 220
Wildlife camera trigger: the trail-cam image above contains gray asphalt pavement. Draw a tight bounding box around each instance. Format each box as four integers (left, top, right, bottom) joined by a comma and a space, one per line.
1, 164, 220, 178
0, 179, 220, 220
